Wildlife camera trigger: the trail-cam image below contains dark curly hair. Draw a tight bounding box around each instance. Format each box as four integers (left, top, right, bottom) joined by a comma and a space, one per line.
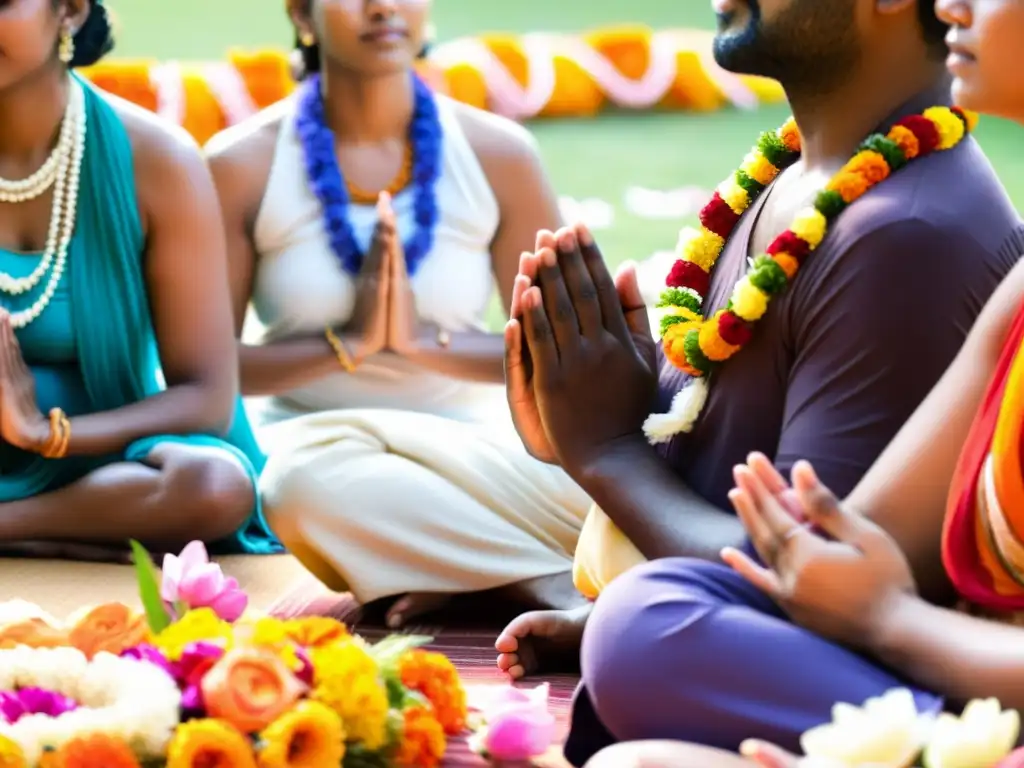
51, 0, 116, 68
918, 0, 949, 58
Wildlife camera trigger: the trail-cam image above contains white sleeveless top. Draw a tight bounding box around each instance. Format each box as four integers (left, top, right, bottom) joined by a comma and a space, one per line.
248, 94, 505, 426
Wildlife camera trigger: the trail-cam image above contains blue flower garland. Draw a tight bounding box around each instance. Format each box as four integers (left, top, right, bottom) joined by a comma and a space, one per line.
295, 73, 442, 276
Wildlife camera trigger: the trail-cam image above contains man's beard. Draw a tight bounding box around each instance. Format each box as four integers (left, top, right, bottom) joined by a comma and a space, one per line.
712, 0, 861, 96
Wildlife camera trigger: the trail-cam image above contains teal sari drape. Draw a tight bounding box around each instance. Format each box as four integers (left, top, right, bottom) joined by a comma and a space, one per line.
0, 76, 280, 554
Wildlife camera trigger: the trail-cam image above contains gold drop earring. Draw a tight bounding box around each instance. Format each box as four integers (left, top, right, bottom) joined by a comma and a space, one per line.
300, 32, 316, 47
58, 28, 75, 64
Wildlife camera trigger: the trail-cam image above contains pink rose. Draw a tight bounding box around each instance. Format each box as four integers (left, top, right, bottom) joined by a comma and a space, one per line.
161, 541, 248, 622
472, 684, 556, 761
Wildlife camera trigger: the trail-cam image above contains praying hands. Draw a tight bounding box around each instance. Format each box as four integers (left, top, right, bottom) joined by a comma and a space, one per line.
343, 192, 436, 362
0, 310, 48, 453
505, 223, 658, 474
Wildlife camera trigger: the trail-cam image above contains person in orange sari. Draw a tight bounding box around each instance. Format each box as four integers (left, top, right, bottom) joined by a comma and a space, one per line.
572, 0, 1024, 764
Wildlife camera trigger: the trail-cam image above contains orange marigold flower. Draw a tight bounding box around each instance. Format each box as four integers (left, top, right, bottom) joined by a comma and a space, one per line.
779, 118, 801, 152
55, 734, 140, 768
826, 172, 870, 203
662, 323, 701, 375
772, 253, 800, 279
843, 150, 890, 184
887, 124, 919, 159
399, 650, 468, 735
395, 707, 446, 768
697, 315, 739, 362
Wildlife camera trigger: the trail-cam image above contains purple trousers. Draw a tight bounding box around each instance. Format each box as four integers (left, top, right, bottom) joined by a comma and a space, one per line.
563, 558, 943, 766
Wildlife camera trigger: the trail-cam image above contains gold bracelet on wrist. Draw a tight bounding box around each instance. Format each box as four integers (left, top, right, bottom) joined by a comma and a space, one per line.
40, 408, 71, 459
325, 327, 356, 372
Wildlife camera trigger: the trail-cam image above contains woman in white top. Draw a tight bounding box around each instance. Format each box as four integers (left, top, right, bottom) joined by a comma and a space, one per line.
206, 0, 591, 627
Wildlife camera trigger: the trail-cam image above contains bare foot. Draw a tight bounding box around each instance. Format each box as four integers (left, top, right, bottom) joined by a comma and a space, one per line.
385, 592, 452, 628
494, 602, 592, 679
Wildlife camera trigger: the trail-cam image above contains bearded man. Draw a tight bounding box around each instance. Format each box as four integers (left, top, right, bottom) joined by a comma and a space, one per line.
493, 0, 1024, 762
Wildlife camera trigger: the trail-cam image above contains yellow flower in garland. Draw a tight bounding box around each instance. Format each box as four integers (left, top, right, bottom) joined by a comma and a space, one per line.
678, 227, 724, 272
739, 150, 778, 186
166, 720, 257, 768
257, 701, 345, 768
924, 106, 965, 149
0, 735, 26, 768
309, 640, 389, 750
731, 278, 769, 321
845, 149, 890, 185
698, 312, 739, 361
789, 208, 827, 249
153, 608, 234, 661
717, 176, 749, 214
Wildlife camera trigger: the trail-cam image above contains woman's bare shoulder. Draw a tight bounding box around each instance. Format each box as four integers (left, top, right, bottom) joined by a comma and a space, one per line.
204, 98, 291, 166
446, 96, 540, 163
444, 96, 550, 211
101, 92, 215, 228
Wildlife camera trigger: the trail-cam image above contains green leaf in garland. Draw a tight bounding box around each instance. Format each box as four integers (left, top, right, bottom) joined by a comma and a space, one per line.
657, 287, 701, 312
683, 328, 712, 374
659, 313, 690, 338
734, 169, 764, 198
814, 189, 847, 220
756, 130, 789, 167
130, 539, 172, 634
860, 135, 907, 171
749, 256, 789, 294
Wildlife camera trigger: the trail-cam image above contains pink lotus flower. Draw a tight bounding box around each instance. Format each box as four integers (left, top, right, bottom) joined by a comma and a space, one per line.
161, 541, 248, 622
470, 683, 556, 761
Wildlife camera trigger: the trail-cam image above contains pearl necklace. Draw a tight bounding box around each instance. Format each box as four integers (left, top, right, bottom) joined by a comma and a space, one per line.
0, 82, 78, 204
0, 79, 86, 328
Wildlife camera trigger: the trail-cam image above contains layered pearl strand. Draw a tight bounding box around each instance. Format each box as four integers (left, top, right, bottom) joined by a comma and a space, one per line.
0, 78, 86, 328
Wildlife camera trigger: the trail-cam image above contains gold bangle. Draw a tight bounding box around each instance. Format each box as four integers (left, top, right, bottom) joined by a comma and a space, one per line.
41, 408, 69, 459
325, 327, 356, 372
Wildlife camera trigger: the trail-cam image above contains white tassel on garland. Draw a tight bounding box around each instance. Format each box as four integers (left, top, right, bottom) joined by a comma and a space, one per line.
642, 378, 709, 444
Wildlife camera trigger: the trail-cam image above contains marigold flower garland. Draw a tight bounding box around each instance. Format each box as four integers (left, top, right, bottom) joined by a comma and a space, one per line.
643, 104, 978, 444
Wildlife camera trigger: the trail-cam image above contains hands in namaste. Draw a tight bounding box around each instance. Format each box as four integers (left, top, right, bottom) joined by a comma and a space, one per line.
344, 192, 425, 360
505, 223, 658, 471
722, 453, 916, 651
0, 310, 47, 452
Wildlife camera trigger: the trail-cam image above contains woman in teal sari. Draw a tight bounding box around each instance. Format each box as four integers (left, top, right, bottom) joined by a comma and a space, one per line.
0, 0, 278, 555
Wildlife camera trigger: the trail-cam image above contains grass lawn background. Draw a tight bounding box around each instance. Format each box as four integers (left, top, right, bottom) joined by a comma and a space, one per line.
115, 1, 1024, 324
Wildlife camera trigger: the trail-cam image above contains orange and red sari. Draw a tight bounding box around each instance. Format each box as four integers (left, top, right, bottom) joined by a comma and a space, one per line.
944, 301, 1024, 610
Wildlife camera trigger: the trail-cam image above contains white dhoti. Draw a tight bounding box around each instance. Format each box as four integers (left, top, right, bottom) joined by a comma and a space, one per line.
259, 409, 591, 603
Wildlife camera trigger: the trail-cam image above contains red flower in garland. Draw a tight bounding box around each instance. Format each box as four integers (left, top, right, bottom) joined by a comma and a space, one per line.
766, 230, 811, 261
667, 260, 710, 295
699, 193, 741, 239
893, 115, 940, 155
718, 311, 753, 346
